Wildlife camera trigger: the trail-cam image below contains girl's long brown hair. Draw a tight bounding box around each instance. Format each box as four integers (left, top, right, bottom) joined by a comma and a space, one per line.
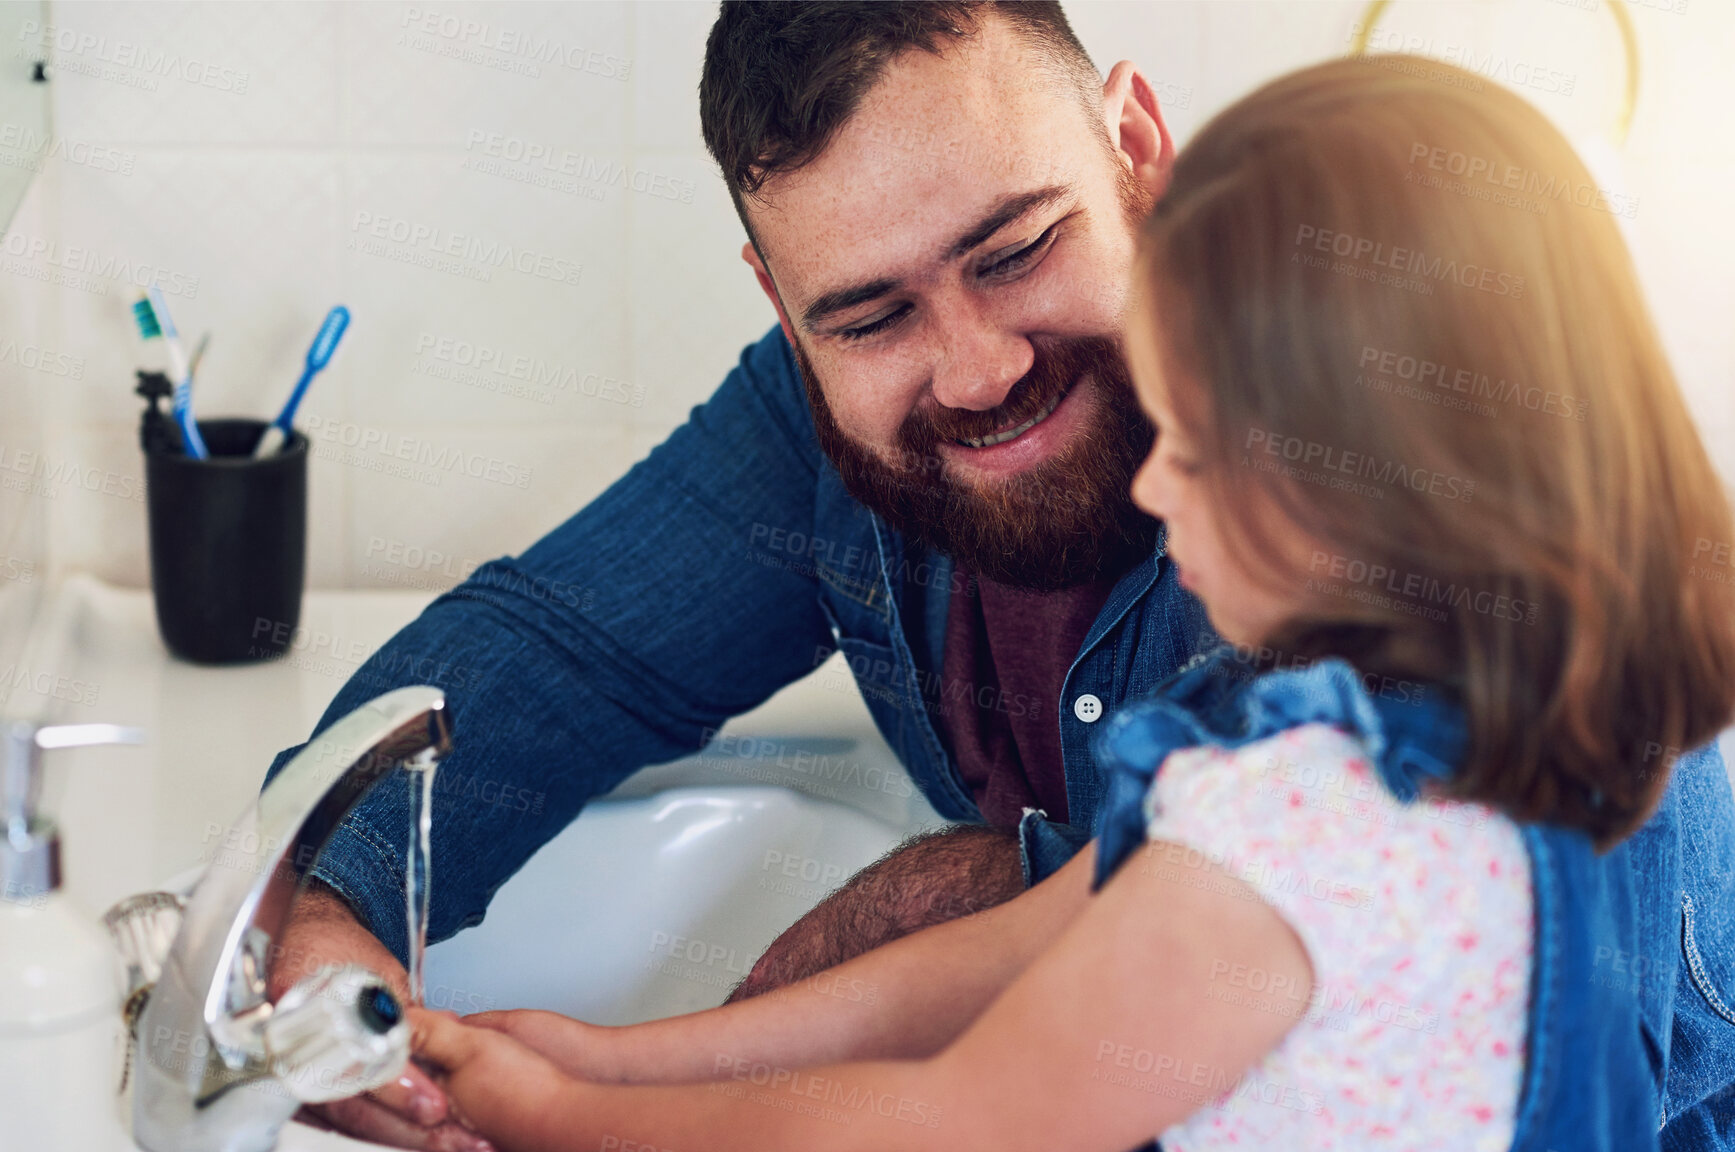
1138, 55, 1735, 846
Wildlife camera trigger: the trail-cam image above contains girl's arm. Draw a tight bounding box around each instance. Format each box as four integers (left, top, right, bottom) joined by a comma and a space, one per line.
414, 841, 1313, 1152
467, 843, 1099, 1084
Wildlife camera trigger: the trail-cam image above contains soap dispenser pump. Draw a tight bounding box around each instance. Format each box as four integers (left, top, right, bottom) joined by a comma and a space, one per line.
0, 720, 144, 1152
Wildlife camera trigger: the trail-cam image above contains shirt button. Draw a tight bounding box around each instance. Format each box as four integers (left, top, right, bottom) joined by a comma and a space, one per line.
1073, 694, 1103, 723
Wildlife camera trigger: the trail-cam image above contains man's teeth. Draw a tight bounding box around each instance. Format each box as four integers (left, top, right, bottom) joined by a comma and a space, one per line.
959, 390, 1065, 449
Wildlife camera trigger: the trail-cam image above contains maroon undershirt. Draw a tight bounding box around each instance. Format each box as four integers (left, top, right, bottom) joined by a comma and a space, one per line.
934, 566, 1122, 829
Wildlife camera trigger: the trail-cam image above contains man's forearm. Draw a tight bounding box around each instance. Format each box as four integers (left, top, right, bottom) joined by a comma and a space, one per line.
728, 824, 1027, 1002
595, 846, 1096, 1083
268, 879, 407, 1001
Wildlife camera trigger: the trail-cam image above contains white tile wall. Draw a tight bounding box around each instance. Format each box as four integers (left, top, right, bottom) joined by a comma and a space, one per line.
7, 0, 776, 590
1, 0, 1730, 597
0, 170, 51, 687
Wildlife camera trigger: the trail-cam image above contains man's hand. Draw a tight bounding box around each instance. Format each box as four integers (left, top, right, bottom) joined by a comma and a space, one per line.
269, 881, 494, 1152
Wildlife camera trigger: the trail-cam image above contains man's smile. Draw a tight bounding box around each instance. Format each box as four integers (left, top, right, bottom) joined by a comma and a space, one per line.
956, 385, 1068, 448
938, 373, 1095, 478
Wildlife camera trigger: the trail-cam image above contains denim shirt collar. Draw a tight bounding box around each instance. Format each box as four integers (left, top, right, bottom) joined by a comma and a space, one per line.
1088, 644, 1465, 890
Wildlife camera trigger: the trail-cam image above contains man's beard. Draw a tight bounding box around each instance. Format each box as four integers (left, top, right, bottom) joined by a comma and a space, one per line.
795, 335, 1159, 593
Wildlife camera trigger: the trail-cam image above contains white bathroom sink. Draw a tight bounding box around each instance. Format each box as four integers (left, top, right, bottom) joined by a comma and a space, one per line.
13, 575, 942, 1150
425, 785, 924, 1023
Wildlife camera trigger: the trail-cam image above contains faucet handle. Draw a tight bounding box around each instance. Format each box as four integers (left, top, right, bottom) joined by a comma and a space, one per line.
104, 891, 188, 1097
105, 890, 187, 1002
263, 965, 410, 1104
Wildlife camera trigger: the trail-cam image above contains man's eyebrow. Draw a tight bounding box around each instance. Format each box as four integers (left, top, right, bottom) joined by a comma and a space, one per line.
946, 184, 1071, 261
801, 277, 902, 332
798, 184, 1073, 333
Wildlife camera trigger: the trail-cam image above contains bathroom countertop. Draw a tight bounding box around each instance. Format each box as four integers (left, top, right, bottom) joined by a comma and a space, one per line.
27, 575, 447, 918
21, 574, 938, 1152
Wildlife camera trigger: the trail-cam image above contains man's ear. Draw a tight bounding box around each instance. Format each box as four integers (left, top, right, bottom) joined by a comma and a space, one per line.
742, 241, 798, 349
1100, 62, 1176, 202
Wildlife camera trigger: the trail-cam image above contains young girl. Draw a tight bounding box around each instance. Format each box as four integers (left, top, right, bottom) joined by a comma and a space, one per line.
408, 55, 1735, 1151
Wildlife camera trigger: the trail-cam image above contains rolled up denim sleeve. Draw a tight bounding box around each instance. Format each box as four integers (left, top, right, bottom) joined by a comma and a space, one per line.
263, 327, 834, 962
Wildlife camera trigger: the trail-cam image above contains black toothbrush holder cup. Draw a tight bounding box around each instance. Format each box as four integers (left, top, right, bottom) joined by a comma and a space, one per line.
143, 418, 307, 664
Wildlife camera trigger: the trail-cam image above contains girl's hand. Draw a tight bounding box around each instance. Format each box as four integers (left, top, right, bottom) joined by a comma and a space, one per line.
461, 1010, 620, 1082
409, 1008, 575, 1147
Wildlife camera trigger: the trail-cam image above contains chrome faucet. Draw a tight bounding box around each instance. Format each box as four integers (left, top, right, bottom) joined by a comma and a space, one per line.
126, 686, 452, 1152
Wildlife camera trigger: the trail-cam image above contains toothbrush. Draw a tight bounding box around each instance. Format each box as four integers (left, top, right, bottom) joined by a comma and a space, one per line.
133, 284, 207, 459
254, 306, 349, 458
188, 331, 210, 383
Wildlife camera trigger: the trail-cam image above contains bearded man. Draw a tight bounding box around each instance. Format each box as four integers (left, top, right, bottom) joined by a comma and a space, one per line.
263, 5, 1735, 1151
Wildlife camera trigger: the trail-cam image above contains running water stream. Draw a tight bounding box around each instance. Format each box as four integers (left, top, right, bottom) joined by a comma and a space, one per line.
405, 752, 437, 1007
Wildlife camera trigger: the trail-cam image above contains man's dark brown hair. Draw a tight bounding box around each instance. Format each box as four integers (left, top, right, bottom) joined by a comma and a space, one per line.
699, 0, 1102, 249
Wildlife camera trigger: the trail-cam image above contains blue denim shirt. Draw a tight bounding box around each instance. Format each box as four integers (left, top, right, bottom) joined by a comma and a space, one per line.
267, 325, 1735, 1143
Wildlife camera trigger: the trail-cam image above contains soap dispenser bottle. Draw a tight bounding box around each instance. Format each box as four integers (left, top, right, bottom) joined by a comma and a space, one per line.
0, 721, 144, 1151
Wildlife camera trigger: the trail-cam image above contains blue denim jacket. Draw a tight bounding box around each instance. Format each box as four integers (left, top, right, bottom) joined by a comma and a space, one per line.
1090, 646, 1699, 1149
267, 325, 1735, 1143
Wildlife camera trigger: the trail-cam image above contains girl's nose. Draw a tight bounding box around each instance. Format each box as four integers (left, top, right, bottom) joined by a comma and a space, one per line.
1131, 450, 1168, 519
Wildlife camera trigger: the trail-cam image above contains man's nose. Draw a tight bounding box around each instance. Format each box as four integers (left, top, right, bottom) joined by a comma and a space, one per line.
928, 312, 1034, 412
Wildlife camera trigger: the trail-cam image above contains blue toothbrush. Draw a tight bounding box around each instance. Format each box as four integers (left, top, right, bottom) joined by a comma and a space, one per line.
255, 306, 349, 458
133, 284, 208, 459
